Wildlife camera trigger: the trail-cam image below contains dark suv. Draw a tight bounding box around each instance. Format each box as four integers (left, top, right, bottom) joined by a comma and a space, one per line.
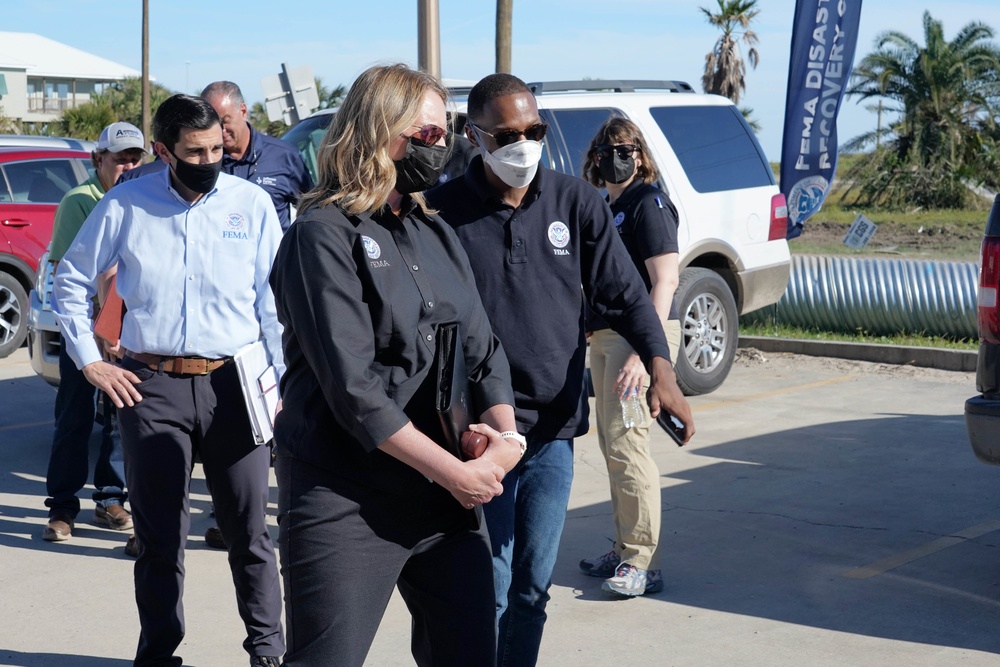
0, 146, 91, 358
965, 195, 1000, 463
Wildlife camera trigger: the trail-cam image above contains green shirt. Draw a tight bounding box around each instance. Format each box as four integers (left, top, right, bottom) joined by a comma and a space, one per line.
49, 174, 105, 262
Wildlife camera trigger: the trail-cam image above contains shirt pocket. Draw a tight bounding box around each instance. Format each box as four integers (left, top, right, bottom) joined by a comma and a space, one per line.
212, 240, 254, 289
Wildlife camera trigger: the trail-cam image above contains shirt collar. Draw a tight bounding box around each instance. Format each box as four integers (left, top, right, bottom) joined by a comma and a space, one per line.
160, 163, 219, 206
223, 123, 258, 166
611, 179, 648, 207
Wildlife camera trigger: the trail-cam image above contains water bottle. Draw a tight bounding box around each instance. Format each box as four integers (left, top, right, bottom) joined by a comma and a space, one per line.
620, 387, 643, 428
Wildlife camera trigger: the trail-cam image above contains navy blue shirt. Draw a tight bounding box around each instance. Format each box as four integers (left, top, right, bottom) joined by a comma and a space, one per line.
222, 124, 313, 231
117, 124, 313, 231
427, 157, 671, 441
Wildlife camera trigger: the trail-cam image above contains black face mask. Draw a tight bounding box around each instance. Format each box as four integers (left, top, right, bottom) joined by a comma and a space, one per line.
394, 133, 453, 194
599, 152, 636, 185
168, 148, 223, 194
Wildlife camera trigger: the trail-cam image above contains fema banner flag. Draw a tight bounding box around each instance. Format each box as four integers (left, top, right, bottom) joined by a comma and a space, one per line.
780, 0, 863, 239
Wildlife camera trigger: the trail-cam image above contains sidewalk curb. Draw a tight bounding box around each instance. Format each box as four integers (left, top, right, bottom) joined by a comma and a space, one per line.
738, 336, 978, 373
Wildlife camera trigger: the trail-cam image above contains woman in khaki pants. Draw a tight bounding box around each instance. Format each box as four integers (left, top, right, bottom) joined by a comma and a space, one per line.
579, 117, 682, 597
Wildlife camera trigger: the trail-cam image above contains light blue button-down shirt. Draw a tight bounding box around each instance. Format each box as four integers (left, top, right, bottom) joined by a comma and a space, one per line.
53, 168, 285, 375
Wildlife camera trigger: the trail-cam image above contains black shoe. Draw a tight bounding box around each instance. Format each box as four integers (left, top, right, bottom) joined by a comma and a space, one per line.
205, 525, 226, 549
124, 534, 140, 558
250, 656, 280, 667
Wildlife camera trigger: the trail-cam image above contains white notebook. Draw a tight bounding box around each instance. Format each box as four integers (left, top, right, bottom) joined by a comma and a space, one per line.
233, 341, 279, 445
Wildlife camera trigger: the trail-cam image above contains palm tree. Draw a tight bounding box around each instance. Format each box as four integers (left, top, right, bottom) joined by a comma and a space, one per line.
58, 103, 116, 140
700, 0, 760, 104
844, 11, 1000, 208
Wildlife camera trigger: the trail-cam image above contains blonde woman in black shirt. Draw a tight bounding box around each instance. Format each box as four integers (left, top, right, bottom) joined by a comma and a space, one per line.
269, 63, 524, 667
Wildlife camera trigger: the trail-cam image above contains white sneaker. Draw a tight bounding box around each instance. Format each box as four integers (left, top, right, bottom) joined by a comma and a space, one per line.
601, 562, 649, 597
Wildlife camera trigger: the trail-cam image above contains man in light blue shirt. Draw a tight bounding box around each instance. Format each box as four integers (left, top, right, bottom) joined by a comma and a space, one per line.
53, 94, 284, 667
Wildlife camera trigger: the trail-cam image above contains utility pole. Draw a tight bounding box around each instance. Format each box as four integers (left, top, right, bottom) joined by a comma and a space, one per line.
141, 0, 150, 147
417, 0, 441, 80
496, 0, 512, 73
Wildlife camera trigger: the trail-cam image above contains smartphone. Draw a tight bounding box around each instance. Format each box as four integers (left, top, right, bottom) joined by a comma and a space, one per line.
656, 412, 686, 447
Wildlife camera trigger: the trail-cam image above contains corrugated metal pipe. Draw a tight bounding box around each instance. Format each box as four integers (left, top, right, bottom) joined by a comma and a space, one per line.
743, 254, 979, 339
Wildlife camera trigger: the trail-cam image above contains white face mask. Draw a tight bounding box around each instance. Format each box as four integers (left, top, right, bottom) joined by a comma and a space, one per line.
473, 127, 543, 189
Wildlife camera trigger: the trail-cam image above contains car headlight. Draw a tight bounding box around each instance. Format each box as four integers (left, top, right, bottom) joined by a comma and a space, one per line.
35, 251, 55, 311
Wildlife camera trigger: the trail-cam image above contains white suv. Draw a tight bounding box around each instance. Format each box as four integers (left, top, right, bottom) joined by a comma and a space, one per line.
526, 80, 790, 394
283, 80, 792, 394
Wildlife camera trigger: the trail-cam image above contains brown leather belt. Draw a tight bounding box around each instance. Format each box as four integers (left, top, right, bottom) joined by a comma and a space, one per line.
126, 351, 231, 376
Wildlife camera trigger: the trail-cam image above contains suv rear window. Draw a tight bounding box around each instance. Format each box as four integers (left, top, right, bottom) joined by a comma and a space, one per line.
650, 106, 774, 193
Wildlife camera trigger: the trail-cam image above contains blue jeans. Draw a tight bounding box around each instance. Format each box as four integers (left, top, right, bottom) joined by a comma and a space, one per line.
483, 438, 574, 667
44, 343, 127, 518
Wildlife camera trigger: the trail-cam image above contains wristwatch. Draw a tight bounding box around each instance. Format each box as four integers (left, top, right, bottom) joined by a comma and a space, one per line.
500, 431, 528, 459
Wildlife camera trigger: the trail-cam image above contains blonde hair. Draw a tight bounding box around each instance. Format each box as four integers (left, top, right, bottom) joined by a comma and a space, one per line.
297, 64, 448, 216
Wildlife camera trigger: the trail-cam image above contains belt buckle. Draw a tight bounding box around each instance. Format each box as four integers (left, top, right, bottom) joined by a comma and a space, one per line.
193, 358, 211, 375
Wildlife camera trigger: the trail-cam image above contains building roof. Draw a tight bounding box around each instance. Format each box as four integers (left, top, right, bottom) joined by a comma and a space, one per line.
0, 32, 140, 80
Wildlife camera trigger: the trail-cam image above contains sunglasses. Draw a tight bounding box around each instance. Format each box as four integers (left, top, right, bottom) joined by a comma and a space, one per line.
473, 122, 548, 147
595, 144, 639, 160
406, 124, 448, 147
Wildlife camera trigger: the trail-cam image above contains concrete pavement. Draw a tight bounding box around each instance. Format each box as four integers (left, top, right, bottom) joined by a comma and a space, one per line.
2, 344, 999, 666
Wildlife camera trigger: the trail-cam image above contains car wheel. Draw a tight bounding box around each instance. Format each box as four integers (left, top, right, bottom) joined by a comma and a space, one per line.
673, 267, 738, 396
0, 271, 29, 359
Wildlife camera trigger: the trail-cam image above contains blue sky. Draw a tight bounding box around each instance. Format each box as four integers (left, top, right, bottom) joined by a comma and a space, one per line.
6, 0, 999, 157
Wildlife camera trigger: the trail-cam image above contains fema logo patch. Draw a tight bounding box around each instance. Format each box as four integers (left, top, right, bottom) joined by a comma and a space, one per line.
614, 212, 625, 227
226, 213, 246, 230
547, 221, 570, 248
362, 235, 381, 259
787, 175, 829, 225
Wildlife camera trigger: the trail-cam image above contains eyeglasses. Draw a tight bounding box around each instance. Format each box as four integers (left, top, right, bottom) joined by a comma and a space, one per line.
405, 124, 448, 147
595, 144, 639, 160
472, 122, 548, 147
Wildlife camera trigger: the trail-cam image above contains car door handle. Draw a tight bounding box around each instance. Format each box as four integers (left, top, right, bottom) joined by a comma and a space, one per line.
1, 218, 31, 227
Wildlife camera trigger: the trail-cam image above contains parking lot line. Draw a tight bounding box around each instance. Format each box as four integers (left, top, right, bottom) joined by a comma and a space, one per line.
692, 375, 857, 413
843, 518, 1000, 579
0, 420, 51, 433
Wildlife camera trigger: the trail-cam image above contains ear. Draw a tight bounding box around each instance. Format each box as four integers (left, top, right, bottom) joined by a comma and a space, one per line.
465, 124, 480, 149
239, 102, 248, 119
152, 141, 172, 164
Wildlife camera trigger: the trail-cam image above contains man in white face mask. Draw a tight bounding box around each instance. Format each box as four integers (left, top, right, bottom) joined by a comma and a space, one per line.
426, 73, 694, 667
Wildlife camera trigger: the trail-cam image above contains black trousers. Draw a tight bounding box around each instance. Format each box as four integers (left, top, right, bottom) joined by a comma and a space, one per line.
275, 454, 497, 667
117, 357, 284, 666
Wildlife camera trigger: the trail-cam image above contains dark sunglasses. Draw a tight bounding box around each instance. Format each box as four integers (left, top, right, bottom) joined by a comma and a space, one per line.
473, 122, 548, 147
595, 144, 639, 160
406, 124, 448, 147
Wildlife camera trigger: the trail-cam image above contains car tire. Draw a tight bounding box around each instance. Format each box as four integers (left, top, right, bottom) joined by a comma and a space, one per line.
673, 267, 738, 396
0, 271, 29, 359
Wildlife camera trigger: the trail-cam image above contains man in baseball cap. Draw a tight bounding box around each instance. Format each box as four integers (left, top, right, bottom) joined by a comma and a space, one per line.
96, 121, 148, 155
42, 120, 146, 544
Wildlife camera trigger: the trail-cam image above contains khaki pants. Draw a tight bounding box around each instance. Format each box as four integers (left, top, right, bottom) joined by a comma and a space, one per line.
589, 322, 681, 570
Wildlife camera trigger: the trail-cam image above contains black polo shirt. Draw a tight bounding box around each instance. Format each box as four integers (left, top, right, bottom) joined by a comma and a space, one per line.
427, 157, 671, 441
223, 124, 314, 231
269, 198, 513, 499
590, 180, 681, 331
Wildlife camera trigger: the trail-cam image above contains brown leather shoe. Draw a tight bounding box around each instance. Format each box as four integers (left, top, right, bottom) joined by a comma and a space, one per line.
42, 514, 74, 541
204, 525, 226, 550
95, 504, 133, 531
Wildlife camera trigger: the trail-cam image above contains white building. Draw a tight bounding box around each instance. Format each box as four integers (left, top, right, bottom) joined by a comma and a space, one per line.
0, 32, 141, 123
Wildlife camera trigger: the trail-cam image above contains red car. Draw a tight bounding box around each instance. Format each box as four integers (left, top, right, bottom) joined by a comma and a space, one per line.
0, 146, 91, 358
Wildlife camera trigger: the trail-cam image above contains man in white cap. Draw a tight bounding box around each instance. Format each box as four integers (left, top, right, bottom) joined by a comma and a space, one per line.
42, 121, 146, 542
